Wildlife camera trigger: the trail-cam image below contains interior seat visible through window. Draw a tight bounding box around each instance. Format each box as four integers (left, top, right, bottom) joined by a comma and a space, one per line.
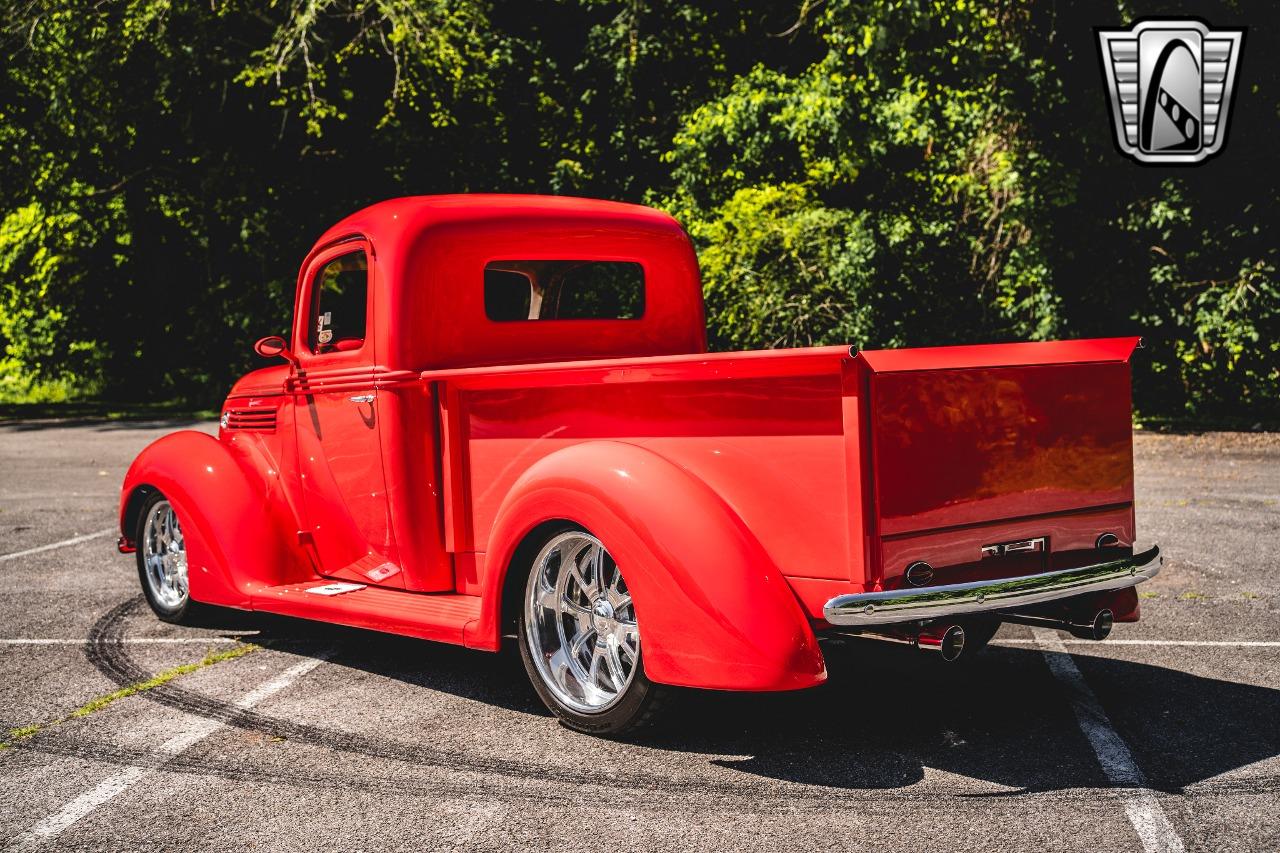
483, 260, 644, 322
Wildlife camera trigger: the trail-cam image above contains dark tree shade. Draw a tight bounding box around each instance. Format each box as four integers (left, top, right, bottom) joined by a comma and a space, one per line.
1, 0, 1276, 421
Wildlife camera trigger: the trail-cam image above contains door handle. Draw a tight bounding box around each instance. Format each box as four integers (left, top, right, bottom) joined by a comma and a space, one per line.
348, 394, 375, 404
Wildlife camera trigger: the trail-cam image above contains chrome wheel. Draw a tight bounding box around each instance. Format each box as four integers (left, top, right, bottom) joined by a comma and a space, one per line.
142, 499, 188, 610
526, 531, 639, 714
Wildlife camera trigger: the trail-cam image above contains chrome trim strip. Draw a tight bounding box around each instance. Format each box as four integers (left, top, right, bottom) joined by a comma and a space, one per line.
287, 367, 421, 394
823, 546, 1162, 626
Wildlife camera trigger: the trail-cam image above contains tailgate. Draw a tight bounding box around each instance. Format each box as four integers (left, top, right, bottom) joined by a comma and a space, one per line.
859, 338, 1139, 539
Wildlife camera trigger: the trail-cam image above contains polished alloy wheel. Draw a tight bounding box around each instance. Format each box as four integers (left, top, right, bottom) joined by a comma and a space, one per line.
526, 531, 639, 714
142, 499, 188, 610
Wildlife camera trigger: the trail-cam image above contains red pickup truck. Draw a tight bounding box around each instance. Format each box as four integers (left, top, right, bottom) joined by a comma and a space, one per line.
119, 195, 1161, 734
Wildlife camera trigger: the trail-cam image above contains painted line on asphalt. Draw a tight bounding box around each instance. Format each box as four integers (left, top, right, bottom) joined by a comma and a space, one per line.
12, 652, 328, 848
0, 493, 119, 500
3, 637, 1269, 648
0, 529, 116, 562
1033, 627, 1185, 853
0, 638, 249, 646
999, 638, 1280, 647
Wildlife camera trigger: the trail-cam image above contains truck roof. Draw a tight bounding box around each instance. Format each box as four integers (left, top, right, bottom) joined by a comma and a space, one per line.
312, 194, 682, 251
298, 195, 707, 370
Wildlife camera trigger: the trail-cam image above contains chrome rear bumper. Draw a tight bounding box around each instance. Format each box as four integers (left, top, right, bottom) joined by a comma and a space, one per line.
823, 546, 1162, 627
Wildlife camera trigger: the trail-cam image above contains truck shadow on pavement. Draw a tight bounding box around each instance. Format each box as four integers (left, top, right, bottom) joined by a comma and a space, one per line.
77, 598, 1279, 800
676, 638, 1280, 795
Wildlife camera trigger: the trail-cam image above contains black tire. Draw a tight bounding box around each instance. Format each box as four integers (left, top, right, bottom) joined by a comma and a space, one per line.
134, 490, 203, 624
516, 526, 673, 736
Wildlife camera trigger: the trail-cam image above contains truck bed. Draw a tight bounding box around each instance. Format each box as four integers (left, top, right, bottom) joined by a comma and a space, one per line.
424, 338, 1141, 620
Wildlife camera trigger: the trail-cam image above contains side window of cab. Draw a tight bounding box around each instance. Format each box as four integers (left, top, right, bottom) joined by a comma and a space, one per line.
309, 250, 368, 353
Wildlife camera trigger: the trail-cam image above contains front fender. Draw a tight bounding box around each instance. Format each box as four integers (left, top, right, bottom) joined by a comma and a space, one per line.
475, 441, 826, 691
119, 431, 305, 607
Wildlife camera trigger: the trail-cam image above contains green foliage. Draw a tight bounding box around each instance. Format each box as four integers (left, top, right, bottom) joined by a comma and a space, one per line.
663, 1, 1074, 353
673, 183, 879, 349
0, 0, 1276, 418
236, 0, 495, 135
661, 0, 1277, 419
1119, 180, 1280, 415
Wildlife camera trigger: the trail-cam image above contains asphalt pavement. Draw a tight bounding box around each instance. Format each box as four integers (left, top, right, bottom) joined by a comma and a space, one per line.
0, 420, 1276, 851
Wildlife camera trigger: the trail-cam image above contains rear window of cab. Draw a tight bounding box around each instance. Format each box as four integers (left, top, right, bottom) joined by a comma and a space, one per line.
484, 260, 644, 322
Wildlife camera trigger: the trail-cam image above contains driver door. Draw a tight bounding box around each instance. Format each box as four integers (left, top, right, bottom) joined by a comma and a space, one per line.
292, 240, 403, 587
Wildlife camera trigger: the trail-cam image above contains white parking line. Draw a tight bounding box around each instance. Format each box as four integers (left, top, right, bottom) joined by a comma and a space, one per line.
12, 637, 1271, 647
0, 529, 116, 562
1000, 638, 1280, 647
0, 638, 247, 645
1033, 628, 1185, 853
12, 653, 327, 848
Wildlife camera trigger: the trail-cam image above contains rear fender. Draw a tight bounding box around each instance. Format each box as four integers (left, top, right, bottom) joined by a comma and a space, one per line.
476, 441, 826, 691
119, 431, 307, 607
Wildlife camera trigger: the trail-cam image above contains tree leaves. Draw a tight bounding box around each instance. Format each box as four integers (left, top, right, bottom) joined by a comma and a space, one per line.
0, 0, 1276, 418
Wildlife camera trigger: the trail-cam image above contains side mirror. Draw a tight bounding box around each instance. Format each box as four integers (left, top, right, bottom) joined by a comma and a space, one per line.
254, 335, 299, 367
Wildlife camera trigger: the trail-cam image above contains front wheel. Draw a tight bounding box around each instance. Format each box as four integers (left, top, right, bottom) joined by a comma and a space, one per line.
135, 491, 201, 623
517, 528, 672, 735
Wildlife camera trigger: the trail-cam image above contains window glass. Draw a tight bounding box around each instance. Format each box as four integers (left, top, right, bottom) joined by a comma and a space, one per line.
309, 250, 368, 353
484, 261, 644, 321
484, 269, 534, 321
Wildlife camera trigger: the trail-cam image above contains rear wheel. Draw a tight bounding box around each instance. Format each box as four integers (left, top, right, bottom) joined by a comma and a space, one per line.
517, 528, 671, 735
135, 492, 200, 623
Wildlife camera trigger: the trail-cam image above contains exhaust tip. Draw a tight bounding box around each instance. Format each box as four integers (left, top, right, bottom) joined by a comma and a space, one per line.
918, 624, 966, 661
940, 625, 966, 661
1069, 609, 1114, 641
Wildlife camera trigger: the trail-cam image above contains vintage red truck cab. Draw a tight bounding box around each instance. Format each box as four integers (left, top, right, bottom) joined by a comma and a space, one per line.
119, 195, 1161, 733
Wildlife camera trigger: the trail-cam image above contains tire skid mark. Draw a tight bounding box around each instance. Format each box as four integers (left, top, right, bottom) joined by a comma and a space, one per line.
85, 598, 812, 802
10, 656, 324, 847
9, 731, 1274, 812
85, 600, 630, 786
3, 644, 257, 749
9, 733, 601, 810
79, 597, 1268, 809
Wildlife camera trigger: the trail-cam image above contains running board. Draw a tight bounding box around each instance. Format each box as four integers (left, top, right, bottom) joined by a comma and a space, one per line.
249, 582, 482, 646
